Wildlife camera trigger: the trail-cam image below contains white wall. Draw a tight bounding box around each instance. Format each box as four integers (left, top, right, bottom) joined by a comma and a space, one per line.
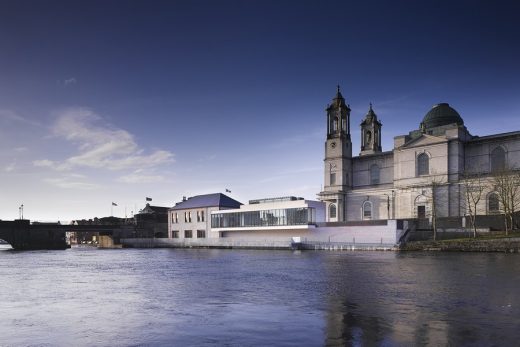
218, 220, 400, 244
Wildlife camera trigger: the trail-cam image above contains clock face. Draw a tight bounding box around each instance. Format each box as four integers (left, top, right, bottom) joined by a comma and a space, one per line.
331, 142, 336, 148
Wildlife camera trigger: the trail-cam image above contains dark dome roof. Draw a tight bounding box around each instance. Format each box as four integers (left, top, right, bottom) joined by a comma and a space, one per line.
421, 103, 464, 129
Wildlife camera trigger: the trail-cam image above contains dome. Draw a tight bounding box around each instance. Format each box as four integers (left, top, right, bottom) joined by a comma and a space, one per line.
421, 103, 464, 129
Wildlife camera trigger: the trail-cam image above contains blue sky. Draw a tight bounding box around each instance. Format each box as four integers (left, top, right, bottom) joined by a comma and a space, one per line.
1, 0, 519, 221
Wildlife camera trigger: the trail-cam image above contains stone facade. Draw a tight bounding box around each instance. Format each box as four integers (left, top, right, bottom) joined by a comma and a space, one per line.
319, 89, 520, 223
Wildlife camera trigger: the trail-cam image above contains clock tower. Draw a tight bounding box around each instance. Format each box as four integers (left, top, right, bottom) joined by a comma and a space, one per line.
318, 86, 352, 222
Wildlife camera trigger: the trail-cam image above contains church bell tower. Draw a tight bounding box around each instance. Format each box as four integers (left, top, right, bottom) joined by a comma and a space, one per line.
360, 103, 382, 156
318, 86, 352, 222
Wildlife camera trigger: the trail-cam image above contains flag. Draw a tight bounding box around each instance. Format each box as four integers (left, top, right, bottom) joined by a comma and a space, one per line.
225, 189, 231, 193
112, 202, 118, 206
146, 197, 152, 201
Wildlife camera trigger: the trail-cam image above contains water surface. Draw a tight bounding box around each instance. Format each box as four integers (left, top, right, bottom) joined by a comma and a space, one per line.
1, 245, 519, 346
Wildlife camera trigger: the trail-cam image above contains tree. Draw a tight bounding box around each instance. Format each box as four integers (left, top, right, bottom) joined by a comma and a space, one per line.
461, 172, 487, 238
494, 168, 520, 234
421, 174, 446, 241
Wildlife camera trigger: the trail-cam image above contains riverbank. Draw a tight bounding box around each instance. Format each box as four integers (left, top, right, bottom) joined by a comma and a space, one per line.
401, 236, 520, 253
121, 235, 520, 253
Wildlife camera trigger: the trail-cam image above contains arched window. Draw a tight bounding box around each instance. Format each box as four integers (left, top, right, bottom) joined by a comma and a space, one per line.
329, 204, 337, 219
333, 117, 338, 132
370, 164, 380, 185
417, 153, 429, 176
488, 192, 500, 214
490, 147, 506, 173
362, 201, 372, 220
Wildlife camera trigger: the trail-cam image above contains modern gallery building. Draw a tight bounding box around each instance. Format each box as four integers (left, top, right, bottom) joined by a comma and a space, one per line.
210, 196, 325, 241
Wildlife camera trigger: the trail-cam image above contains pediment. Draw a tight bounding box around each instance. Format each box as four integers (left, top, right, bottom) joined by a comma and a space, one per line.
400, 134, 447, 148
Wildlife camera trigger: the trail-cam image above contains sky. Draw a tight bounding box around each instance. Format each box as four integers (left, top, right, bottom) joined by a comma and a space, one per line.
1, 0, 519, 221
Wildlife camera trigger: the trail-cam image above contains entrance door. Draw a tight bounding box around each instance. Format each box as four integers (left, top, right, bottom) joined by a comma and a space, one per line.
417, 205, 426, 219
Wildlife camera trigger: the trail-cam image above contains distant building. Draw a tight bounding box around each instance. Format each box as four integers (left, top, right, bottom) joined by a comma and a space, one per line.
318, 87, 520, 226
210, 196, 325, 241
169, 193, 242, 239
135, 203, 169, 238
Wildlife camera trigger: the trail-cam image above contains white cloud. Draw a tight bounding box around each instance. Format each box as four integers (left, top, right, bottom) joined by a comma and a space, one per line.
0, 110, 41, 127
4, 163, 15, 172
33, 159, 69, 171
118, 172, 166, 183
43, 176, 100, 190
33, 159, 55, 167
14, 147, 28, 152
63, 77, 77, 86
35, 108, 175, 173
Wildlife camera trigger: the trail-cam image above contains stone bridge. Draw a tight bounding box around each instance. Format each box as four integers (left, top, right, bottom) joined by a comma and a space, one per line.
0, 219, 132, 250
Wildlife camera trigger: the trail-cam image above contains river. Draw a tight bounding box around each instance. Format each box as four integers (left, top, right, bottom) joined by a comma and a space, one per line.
1, 244, 519, 346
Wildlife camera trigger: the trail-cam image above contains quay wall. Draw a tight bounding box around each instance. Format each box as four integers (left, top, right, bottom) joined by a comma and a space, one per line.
121, 238, 292, 249
401, 238, 520, 252
121, 220, 403, 250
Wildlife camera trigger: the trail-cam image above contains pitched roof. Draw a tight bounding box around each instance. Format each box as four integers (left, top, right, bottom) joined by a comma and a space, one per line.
170, 193, 242, 210
140, 203, 169, 214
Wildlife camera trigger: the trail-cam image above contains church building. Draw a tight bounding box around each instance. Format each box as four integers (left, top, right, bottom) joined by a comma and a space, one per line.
318, 87, 520, 223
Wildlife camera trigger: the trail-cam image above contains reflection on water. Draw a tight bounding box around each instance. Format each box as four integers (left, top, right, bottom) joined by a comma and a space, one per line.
322, 252, 520, 346
0, 247, 519, 346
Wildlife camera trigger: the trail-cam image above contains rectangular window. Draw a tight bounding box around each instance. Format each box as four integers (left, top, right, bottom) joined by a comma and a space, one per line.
172, 230, 179, 238
184, 212, 188, 223
201, 210, 205, 222
417, 206, 426, 219
370, 165, 380, 185
184, 230, 192, 238
188, 211, 192, 223
197, 211, 200, 222
330, 173, 336, 185
197, 230, 206, 238
175, 213, 178, 223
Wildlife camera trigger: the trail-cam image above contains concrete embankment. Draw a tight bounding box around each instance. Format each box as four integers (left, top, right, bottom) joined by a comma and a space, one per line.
121, 238, 292, 250
121, 238, 398, 251
401, 238, 520, 253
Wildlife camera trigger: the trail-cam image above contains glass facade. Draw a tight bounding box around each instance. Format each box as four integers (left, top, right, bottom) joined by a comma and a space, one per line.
211, 207, 315, 229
